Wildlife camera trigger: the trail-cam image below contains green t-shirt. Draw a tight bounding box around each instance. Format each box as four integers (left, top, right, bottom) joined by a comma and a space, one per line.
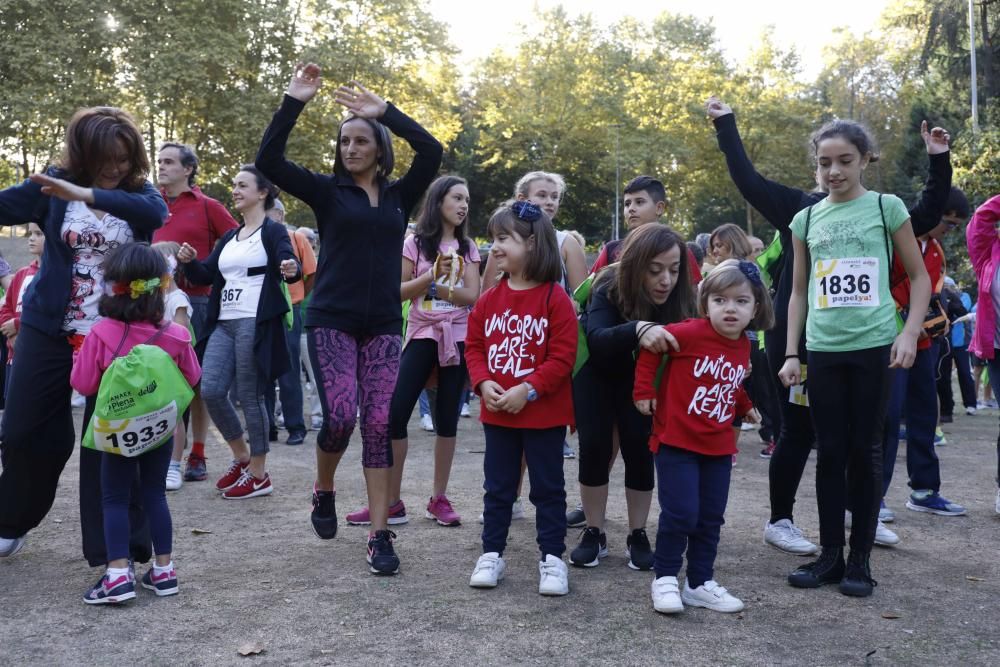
789, 191, 908, 352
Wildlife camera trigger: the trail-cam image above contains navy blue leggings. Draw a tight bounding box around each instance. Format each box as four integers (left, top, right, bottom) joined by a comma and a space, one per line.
101, 438, 173, 562
653, 445, 731, 587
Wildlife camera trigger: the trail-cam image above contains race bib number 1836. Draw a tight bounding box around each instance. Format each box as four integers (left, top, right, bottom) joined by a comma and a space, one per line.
813, 257, 879, 309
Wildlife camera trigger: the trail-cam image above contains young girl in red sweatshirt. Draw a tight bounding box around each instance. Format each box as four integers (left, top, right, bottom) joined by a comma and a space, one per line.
633, 259, 773, 615
71, 243, 201, 604
0, 222, 44, 398
465, 201, 578, 596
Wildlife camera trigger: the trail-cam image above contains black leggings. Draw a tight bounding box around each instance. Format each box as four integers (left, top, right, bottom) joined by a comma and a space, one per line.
764, 323, 816, 524
808, 345, 891, 553
574, 361, 654, 492
389, 339, 466, 440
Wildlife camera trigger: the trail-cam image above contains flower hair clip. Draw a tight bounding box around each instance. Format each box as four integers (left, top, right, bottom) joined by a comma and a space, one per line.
110, 275, 169, 299
511, 200, 542, 223
738, 260, 763, 287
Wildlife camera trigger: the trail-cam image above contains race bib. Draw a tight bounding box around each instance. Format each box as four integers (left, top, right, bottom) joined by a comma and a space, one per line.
220, 278, 250, 312
420, 278, 464, 312
91, 402, 178, 458
814, 257, 879, 309
789, 363, 809, 407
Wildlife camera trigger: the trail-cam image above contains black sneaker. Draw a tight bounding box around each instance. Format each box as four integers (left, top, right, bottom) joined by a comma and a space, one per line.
268, 428, 279, 443
570, 527, 608, 567
310, 488, 338, 540
367, 529, 400, 576
839, 549, 877, 597
788, 547, 845, 588
566, 504, 586, 528
626, 528, 654, 571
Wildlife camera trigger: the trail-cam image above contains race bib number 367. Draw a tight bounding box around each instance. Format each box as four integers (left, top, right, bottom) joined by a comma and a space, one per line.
814, 257, 879, 309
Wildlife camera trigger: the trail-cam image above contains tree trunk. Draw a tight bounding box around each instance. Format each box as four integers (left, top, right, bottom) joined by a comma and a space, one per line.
745, 200, 753, 237
979, 0, 995, 112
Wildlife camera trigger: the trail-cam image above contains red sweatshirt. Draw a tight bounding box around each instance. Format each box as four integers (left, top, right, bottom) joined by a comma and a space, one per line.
633, 318, 753, 456
890, 237, 944, 351
0, 260, 40, 362
465, 278, 577, 429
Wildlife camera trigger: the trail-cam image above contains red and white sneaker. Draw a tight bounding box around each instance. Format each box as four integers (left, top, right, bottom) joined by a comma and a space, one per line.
346, 500, 409, 526
222, 471, 273, 499
216, 460, 248, 492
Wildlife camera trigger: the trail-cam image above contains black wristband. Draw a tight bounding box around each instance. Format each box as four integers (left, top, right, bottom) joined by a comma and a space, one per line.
784, 354, 799, 360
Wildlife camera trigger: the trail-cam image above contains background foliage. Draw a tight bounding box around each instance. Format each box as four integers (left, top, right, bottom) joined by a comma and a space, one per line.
1, 0, 997, 284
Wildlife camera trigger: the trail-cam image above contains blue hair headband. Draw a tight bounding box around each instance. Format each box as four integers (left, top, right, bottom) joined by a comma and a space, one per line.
738, 260, 763, 287
511, 200, 542, 223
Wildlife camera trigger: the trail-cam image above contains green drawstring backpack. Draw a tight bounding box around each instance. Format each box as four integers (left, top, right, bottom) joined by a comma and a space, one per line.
83, 324, 195, 457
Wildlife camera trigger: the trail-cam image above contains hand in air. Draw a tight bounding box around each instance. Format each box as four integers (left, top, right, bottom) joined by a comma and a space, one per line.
335, 81, 388, 119
920, 120, 950, 155
287, 62, 322, 103
177, 243, 197, 264
705, 96, 733, 120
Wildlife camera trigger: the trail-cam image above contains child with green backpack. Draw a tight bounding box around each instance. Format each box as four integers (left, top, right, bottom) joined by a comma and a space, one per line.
71, 244, 201, 605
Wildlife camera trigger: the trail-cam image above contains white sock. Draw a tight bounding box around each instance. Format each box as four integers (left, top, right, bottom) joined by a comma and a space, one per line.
168, 461, 181, 470
107, 566, 129, 578
153, 561, 174, 574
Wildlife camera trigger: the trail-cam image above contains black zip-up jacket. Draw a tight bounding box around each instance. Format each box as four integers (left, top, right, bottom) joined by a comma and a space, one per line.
256, 95, 443, 336
182, 217, 301, 385
712, 113, 952, 325
0, 168, 167, 336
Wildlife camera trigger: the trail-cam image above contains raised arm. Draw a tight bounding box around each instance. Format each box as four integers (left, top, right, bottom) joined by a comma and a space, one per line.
707, 97, 813, 232
255, 63, 327, 206
907, 122, 953, 237
967, 195, 1000, 273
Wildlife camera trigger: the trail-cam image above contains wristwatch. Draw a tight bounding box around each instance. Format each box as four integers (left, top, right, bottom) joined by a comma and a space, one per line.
524, 382, 538, 402
427, 274, 437, 299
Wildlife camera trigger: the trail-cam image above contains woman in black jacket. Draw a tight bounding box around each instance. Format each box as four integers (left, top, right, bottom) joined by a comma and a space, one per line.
256, 62, 442, 575
0, 107, 167, 560
178, 166, 300, 500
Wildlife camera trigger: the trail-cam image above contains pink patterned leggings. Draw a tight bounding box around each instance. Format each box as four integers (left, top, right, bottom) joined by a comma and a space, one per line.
306, 328, 401, 468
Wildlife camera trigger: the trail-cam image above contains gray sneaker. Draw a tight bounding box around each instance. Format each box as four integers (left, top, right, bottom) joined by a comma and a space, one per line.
566, 503, 586, 528
763, 519, 818, 555
0, 535, 25, 558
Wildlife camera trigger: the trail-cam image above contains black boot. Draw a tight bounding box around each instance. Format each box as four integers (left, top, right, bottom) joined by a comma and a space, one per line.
788, 547, 845, 588
839, 549, 877, 597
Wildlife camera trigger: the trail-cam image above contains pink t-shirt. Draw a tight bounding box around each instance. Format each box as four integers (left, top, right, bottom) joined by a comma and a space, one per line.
403, 236, 480, 348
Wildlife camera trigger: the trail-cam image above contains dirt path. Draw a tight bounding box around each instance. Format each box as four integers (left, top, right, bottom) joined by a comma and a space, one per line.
1, 400, 999, 666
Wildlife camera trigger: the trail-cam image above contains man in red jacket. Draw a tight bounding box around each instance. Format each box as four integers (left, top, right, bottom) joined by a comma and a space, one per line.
153, 143, 238, 481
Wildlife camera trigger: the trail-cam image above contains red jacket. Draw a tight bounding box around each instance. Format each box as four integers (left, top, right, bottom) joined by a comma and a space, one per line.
152, 186, 238, 297
0, 260, 40, 362
465, 279, 577, 429
890, 237, 944, 351
633, 318, 753, 456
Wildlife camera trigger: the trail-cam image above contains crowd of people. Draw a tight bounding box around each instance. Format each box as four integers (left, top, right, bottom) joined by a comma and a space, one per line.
0, 63, 997, 616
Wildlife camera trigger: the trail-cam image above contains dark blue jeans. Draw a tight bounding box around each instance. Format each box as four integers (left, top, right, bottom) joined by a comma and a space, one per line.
265, 304, 306, 435
101, 437, 174, 562
882, 344, 940, 495
653, 445, 731, 587
481, 424, 566, 559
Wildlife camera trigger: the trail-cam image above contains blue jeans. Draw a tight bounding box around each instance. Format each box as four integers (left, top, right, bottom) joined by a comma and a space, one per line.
265, 304, 305, 435
418, 390, 431, 418
882, 345, 940, 495
481, 424, 566, 558
653, 445, 731, 587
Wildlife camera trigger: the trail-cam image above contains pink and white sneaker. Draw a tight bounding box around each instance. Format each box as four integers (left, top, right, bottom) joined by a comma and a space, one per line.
141, 566, 179, 597
346, 500, 409, 526
425, 494, 461, 526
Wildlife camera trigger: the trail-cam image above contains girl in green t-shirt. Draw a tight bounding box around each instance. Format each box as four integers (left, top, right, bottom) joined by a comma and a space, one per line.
778, 120, 931, 598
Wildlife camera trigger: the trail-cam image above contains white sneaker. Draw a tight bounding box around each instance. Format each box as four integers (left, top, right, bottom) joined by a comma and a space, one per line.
165, 465, 183, 491
0, 535, 25, 557
420, 414, 434, 432
763, 519, 818, 555
681, 579, 744, 613
71, 391, 86, 408
874, 520, 900, 547
460, 403, 471, 418
651, 576, 683, 614
995, 489, 1000, 515
310, 414, 323, 430
966, 406, 977, 416
470, 552, 506, 588
740, 422, 755, 431
478, 499, 527, 524
511, 498, 526, 520
538, 555, 569, 596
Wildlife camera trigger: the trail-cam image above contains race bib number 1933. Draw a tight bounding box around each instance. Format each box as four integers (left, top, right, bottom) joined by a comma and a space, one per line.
813, 257, 879, 309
